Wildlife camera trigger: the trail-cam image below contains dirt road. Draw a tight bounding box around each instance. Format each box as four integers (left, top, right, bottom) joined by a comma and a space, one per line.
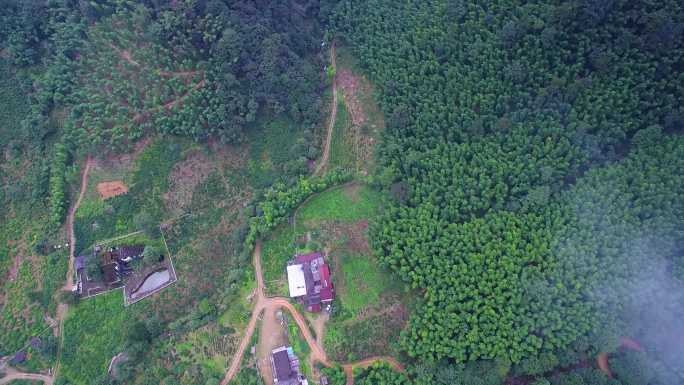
221, 239, 405, 385
0, 359, 53, 385
52, 157, 94, 382
221, 242, 266, 385
64, 158, 93, 291
221, 242, 329, 385
314, 42, 337, 176
0, 371, 53, 385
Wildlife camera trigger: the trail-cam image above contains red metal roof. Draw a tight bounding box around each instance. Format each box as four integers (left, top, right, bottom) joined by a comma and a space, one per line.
295, 252, 323, 263
319, 264, 334, 301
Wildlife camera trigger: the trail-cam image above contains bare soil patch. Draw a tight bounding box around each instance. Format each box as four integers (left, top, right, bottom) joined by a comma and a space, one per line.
258, 308, 288, 385
342, 183, 361, 202
163, 150, 215, 214
354, 300, 407, 325
7, 253, 21, 281
120, 50, 140, 67
96, 181, 129, 200
340, 221, 371, 255
337, 69, 366, 127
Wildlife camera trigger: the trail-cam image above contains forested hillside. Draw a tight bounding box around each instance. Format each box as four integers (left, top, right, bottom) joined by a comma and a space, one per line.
333, 0, 683, 384
2, 0, 684, 384
0, 1, 336, 384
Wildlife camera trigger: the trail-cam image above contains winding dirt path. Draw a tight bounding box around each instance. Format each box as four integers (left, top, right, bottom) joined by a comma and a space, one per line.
220, 242, 329, 385
314, 42, 337, 176
1, 158, 94, 385
53, 157, 93, 381
64, 157, 93, 291
221, 240, 405, 385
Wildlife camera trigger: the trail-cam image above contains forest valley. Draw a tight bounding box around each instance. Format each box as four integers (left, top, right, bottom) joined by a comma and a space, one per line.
0, 1, 683, 385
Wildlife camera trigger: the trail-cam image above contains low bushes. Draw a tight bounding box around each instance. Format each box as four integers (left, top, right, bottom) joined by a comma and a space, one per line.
244, 169, 352, 250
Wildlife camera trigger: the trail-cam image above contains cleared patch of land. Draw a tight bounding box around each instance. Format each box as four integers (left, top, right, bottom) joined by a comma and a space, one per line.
96, 181, 128, 200
328, 44, 385, 174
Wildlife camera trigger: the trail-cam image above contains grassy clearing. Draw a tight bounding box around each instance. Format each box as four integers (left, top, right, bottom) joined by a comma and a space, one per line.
324, 305, 406, 363
60, 291, 132, 385
297, 184, 382, 223
261, 225, 296, 297
329, 95, 355, 170
261, 183, 385, 296
74, 138, 186, 255
337, 255, 391, 315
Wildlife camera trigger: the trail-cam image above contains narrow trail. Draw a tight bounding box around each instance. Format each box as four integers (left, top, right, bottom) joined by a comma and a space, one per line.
220, 42, 404, 385
64, 157, 93, 291
53, 157, 93, 382
0, 158, 94, 385
110, 43, 198, 79
133, 78, 206, 125
314, 42, 337, 177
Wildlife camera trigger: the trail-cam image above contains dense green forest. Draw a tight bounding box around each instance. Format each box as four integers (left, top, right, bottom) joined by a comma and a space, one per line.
2, 0, 684, 385
333, 0, 683, 384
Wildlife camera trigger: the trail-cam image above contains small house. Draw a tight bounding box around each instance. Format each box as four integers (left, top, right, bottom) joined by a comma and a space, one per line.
11, 350, 27, 365
270, 346, 308, 385
286, 252, 334, 312
102, 245, 145, 284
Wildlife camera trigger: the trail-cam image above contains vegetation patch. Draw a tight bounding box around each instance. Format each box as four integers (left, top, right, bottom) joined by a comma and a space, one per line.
0, 213, 58, 356
246, 117, 318, 188
297, 184, 382, 223
74, 138, 185, 255
261, 225, 296, 297
332, 44, 385, 173
59, 291, 132, 385
337, 253, 392, 315
0, 59, 31, 146
328, 96, 355, 171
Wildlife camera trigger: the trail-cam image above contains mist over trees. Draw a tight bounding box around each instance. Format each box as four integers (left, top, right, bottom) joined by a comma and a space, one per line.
332, 0, 683, 383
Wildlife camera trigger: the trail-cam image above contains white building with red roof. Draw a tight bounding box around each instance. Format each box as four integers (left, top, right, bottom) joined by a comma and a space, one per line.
286, 252, 334, 312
